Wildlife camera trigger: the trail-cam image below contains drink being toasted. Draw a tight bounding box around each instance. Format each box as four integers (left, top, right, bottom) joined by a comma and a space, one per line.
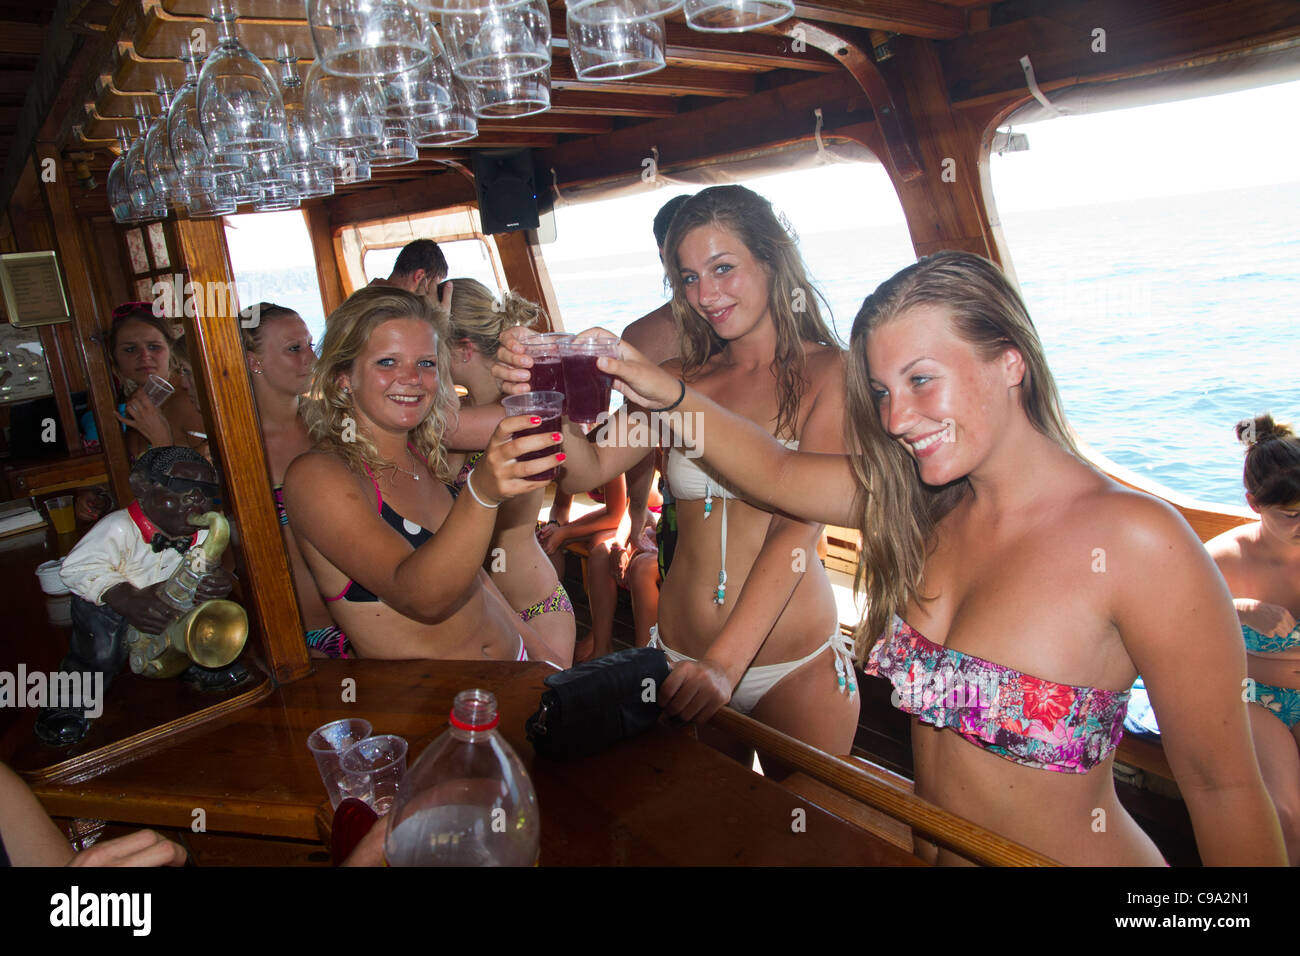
559, 340, 617, 424
502, 391, 564, 481
523, 333, 573, 408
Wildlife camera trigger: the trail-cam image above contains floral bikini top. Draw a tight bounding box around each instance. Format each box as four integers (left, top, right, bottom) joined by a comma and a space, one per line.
864, 616, 1130, 774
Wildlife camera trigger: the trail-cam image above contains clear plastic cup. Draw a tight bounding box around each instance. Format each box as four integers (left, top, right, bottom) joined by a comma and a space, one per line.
502, 391, 564, 481
559, 339, 618, 424
521, 332, 572, 396
141, 373, 175, 406
307, 718, 373, 809
340, 734, 408, 814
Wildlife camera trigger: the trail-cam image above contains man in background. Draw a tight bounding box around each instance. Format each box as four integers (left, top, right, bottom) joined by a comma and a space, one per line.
369, 239, 448, 298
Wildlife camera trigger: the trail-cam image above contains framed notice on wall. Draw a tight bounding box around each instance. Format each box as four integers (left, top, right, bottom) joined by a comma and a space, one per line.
0, 251, 72, 328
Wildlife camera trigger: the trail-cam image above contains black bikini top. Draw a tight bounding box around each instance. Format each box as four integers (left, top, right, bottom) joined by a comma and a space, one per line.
324, 456, 434, 605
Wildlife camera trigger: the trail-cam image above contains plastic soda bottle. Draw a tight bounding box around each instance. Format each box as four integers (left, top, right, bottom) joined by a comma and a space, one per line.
384, 688, 540, 866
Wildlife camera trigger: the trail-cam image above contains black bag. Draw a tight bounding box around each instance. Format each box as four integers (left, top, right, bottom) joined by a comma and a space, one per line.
525, 647, 670, 759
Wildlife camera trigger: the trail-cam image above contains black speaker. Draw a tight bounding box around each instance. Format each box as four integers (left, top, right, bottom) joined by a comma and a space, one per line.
473, 149, 540, 235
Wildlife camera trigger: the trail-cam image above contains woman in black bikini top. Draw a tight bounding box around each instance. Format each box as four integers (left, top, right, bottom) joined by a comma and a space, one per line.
283, 286, 567, 664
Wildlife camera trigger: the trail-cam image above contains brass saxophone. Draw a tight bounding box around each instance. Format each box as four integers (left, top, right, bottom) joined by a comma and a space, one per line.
125, 511, 249, 679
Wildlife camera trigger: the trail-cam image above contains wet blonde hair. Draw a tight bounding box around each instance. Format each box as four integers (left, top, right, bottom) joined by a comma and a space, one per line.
239, 302, 303, 355
846, 251, 1082, 655
302, 286, 457, 482
662, 185, 840, 440
447, 278, 540, 359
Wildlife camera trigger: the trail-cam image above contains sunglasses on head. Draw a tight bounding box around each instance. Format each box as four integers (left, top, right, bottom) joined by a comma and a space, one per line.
112, 301, 156, 320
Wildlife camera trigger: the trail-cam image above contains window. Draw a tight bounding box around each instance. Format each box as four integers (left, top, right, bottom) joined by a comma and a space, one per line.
543, 160, 914, 341
118, 221, 179, 310
989, 80, 1300, 506
364, 237, 499, 291
224, 210, 326, 343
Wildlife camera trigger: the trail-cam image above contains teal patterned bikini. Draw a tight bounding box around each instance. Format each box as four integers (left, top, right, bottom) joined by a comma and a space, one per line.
1243, 623, 1300, 728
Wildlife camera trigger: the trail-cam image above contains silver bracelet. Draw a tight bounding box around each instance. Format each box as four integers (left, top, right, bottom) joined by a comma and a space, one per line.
465, 467, 501, 509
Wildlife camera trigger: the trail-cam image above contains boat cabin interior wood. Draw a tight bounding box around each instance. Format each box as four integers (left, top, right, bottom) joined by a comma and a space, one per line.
1, 0, 1296, 865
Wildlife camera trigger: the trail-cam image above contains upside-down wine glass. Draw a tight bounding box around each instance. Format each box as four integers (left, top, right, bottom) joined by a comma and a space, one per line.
197, 0, 288, 156
682, 0, 792, 32
308, 0, 432, 77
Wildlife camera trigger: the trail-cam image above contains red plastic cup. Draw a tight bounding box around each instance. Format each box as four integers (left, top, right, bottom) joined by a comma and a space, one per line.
559, 339, 617, 424
502, 390, 564, 481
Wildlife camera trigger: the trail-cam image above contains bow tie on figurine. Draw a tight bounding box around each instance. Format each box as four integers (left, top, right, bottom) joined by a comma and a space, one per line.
151, 532, 194, 554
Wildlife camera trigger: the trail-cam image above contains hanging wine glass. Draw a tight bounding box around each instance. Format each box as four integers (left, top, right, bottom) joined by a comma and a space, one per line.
332, 148, 373, 184
307, 62, 386, 153
566, 0, 680, 25
197, 0, 288, 156
184, 188, 238, 219
441, 0, 551, 82
567, 9, 666, 80
467, 66, 550, 118
126, 103, 167, 221
381, 32, 456, 119
290, 163, 337, 198
409, 76, 477, 145
308, 0, 432, 78
683, 0, 792, 32
145, 82, 190, 209
367, 118, 418, 165
275, 43, 319, 170
170, 43, 231, 204
107, 131, 135, 223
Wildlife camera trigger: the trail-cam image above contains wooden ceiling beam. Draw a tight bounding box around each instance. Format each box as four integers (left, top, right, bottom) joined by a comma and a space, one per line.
941, 0, 1300, 107
548, 89, 679, 117
326, 169, 477, 226
539, 69, 867, 187
792, 0, 966, 39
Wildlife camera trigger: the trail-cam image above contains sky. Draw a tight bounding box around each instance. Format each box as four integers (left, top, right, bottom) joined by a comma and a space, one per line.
223, 77, 1300, 273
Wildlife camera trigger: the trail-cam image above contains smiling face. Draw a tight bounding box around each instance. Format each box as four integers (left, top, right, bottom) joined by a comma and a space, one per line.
339, 317, 439, 437
112, 318, 172, 387
676, 223, 772, 341
866, 303, 1025, 487
250, 314, 314, 397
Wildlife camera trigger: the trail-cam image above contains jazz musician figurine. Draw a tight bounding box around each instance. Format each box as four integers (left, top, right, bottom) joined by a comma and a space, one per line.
34, 446, 249, 747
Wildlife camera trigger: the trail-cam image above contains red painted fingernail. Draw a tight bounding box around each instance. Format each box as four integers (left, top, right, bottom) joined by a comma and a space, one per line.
551, 433, 561, 441
530, 416, 541, 425
556, 453, 566, 463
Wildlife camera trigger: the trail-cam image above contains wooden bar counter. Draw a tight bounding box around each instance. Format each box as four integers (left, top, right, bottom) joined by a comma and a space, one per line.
23, 659, 923, 866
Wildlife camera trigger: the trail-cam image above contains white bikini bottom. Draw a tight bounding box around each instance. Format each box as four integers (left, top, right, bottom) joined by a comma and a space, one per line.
648, 624, 857, 715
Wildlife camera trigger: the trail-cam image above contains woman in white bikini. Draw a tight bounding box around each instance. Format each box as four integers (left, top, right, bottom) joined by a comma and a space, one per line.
501, 185, 859, 760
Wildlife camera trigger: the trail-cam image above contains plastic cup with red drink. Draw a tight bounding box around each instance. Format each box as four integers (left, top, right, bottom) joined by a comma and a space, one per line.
502, 391, 564, 481
522, 332, 573, 398
559, 339, 617, 424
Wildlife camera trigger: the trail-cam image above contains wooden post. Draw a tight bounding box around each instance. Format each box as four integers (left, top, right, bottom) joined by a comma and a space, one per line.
871, 36, 1013, 271
31, 146, 132, 499
173, 217, 311, 684
302, 202, 345, 317
493, 230, 565, 332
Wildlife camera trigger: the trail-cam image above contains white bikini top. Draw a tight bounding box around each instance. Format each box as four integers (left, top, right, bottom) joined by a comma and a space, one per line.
665, 439, 798, 502
664, 439, 799, 607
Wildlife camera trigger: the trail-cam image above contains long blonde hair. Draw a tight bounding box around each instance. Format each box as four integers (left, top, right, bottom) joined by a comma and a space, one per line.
662, 185, 840, 440
302, 286, 457, 482
447, 278, 540, 359
847, 251, 1082, 655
